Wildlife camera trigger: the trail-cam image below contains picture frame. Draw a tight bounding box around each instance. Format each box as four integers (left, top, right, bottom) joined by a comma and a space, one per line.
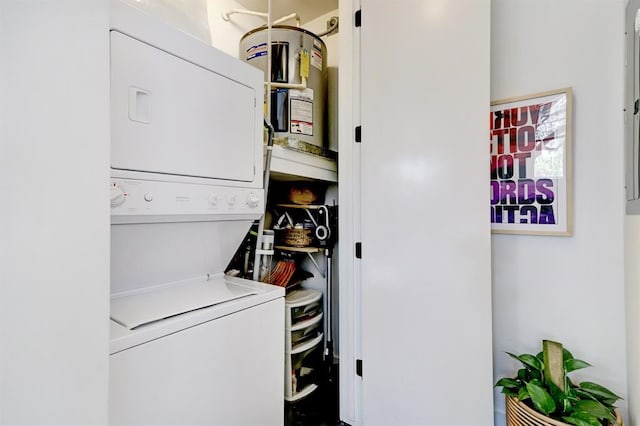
490, 87, 573, 236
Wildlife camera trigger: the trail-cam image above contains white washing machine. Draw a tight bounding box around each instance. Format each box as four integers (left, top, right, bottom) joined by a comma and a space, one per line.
108, 2, 284, 424
109, 276, 284, 425
109, 184, 284, 426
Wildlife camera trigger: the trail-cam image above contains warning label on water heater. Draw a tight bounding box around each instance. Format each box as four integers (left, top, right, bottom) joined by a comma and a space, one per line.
289, 88, 314, 136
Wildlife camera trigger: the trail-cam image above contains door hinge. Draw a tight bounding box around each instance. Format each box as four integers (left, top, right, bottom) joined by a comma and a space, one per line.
356, 359, 363, 377
355, 126, 361, 143
355, 242, 362, 259
355, 10, 361, 28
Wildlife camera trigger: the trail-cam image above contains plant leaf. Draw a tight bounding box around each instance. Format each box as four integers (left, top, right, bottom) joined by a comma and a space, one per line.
579, 382, 622, 403
566, 376, 577, 395
501, 387, 518, 397
517, 368, 528, 381
565, 358, 591, 373
530, 368, 542, 381
526, 381, 556, 415
573, 400, 616, 423
521, 353, 544, 371
573, 389, 618, 411
547, 380, 571, 415
529, 378, 544, 388
495, 378, 520, 389
517, 387, 530, 401
506, 352, 543, 371
563, 348, 575, 362
574, 388, 599, 402
563, 412, 603, 426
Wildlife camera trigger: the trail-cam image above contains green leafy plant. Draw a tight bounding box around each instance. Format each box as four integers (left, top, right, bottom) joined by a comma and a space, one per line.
495, 340, 622, 426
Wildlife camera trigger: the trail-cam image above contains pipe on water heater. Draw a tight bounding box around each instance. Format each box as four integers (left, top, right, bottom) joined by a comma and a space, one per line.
221, 8, 268, 21
221, 9, 299, 28
272, 13, 300, 27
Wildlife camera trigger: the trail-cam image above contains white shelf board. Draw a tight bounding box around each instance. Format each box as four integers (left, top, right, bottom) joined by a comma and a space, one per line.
289, 312, 323, 332
268, 145, 337, 182
285, 288, 322, 308
285, 383, 319, 402
275, 245, 320, 253
289, 332, 323, 355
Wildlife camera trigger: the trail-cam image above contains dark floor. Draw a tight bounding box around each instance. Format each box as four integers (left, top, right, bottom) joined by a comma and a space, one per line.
285, 363, 340, 426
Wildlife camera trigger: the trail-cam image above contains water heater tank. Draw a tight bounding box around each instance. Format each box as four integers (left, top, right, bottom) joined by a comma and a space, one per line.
240, 26, 327, 150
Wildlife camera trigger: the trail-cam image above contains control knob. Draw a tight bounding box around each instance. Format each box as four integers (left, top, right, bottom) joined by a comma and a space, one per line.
110, 183, 126, 208
247, 192, 260, 208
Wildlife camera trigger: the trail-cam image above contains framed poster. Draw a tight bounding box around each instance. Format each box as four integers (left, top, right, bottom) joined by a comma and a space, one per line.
490, 87, 573, 236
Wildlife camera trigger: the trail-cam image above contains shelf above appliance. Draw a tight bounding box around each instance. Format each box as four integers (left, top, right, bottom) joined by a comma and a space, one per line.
268, 145, 337, 183
275, 245, 320, 253
275, 203, 326, 210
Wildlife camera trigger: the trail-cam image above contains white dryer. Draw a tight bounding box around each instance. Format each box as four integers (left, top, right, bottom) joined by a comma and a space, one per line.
108, 2, 283, 424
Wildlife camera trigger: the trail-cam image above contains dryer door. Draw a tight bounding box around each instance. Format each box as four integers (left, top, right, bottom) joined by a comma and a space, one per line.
110, 31, 257, 182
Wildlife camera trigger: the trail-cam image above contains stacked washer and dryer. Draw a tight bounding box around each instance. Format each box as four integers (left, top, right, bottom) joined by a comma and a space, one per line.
108, 1, 283, 424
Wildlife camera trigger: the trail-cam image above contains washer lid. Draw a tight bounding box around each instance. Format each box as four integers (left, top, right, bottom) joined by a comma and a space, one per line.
110, 278, 258, 330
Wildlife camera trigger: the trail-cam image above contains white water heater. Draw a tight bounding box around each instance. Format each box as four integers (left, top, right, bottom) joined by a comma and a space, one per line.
240, 25, 328, 150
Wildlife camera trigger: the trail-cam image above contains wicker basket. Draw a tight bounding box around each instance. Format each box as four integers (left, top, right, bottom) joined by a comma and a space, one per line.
506, 395, 623, 426
276, 228, 314, 247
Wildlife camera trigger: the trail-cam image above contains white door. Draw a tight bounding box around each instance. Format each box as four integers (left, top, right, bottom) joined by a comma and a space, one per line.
359, 1, 494, 424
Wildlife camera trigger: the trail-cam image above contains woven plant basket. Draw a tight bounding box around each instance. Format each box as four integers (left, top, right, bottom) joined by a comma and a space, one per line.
506, 395, 623, 426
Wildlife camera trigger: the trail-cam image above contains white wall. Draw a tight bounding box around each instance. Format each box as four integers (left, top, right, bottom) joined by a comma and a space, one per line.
304, 10, 339, 67
491, 0, 628, 424
120, 0, 212, 45
623, 2, 640, 422
0, 1, 111, 424
624, 217, 640, 425
304, 10, 340, 152
206, 0, 265, 58
116, 0, 263, 57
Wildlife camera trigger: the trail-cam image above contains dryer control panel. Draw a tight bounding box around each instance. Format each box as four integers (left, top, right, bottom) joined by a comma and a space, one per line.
110, 178, 264, 224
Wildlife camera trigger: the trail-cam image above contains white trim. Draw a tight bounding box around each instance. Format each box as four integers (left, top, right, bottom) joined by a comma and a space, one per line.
338, 0, 361, 424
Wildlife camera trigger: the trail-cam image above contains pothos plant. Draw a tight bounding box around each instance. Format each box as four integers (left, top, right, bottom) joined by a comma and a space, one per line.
495, 340, 622, 426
